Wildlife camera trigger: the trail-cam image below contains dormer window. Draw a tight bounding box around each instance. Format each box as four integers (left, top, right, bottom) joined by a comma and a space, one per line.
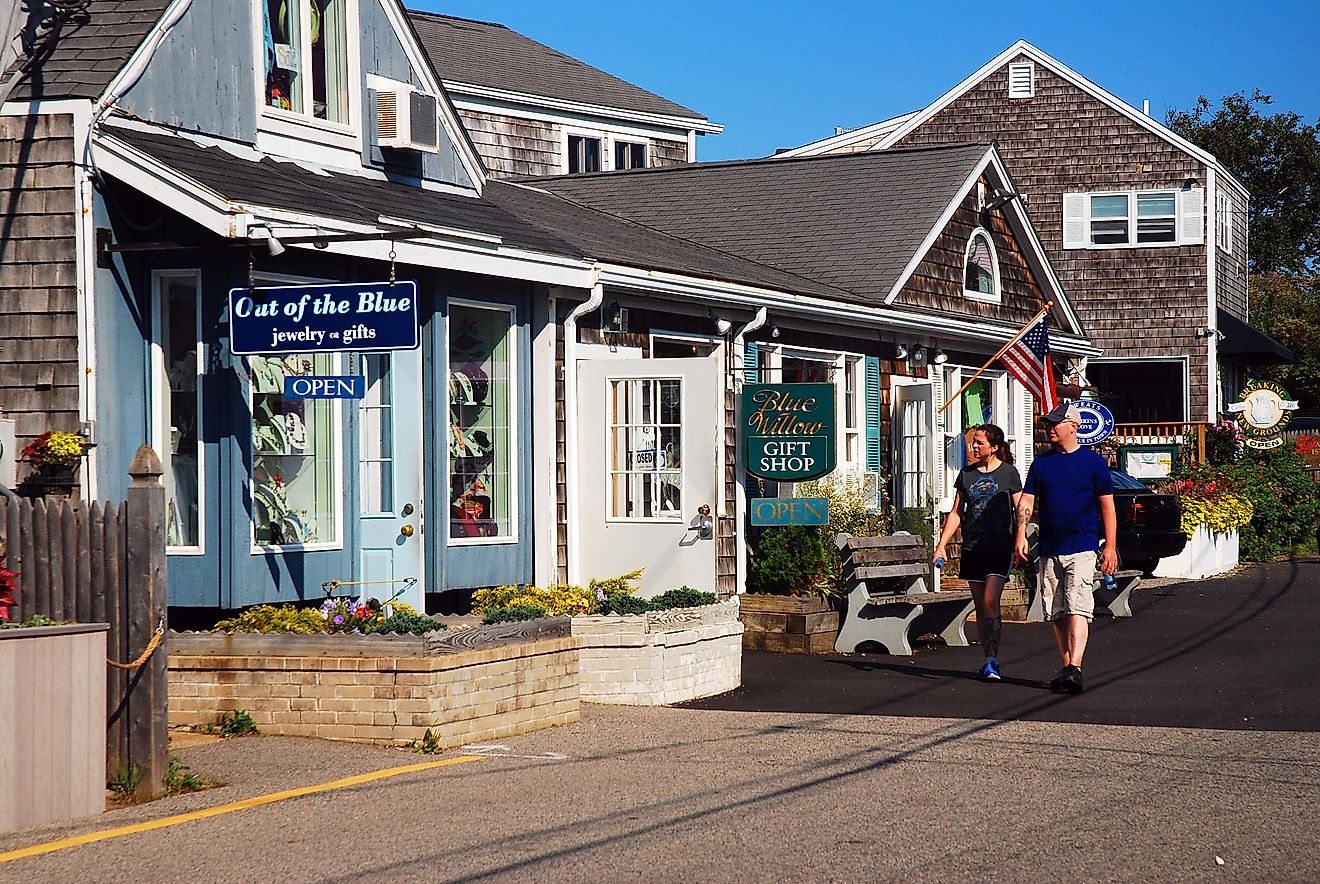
964, 230, 1000, 302
568, 134, 602, 173
264, 0, 350, 123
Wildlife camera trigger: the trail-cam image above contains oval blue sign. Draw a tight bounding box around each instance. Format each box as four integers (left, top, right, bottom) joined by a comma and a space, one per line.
1074, 400, 1116, 446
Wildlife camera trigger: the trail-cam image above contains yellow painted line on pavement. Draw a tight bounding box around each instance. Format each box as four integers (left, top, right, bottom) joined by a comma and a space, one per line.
0, 754, 484, 864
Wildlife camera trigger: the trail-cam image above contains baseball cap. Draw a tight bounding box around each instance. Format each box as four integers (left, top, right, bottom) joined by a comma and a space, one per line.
1042, 402, 1082, 425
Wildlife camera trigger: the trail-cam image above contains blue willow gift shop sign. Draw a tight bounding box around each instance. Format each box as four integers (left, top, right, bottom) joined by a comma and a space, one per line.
742, 383, 836, 482
228, 281, 419, 355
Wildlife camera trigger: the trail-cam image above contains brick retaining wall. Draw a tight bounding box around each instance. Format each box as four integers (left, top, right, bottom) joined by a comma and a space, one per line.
168, 637, 581, 748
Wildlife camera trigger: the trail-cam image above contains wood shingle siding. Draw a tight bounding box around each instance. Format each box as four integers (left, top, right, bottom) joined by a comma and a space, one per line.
0, 114, 80, 447
650, 140, 688, 167
457, 108, 562, 178
1217, 188, 1249, 320
892, 56, 1211, 418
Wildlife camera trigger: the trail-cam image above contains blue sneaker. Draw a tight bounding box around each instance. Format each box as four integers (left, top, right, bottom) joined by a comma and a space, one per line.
977, 658, 1002, 681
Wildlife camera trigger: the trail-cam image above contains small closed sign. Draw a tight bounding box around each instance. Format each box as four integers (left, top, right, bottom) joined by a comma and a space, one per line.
743, 383, 836, 482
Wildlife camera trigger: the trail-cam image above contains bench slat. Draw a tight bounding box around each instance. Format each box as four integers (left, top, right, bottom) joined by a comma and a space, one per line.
852, 563, 930, 580
850, 547, 926, 565
863, 590, 972, 605
842, 535, 923, 551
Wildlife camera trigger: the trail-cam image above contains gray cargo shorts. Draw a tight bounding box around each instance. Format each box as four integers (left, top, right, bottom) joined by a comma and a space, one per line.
1038, 550, 1097, 621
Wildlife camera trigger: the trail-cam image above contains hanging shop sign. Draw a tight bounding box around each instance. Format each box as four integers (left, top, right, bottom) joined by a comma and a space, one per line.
742, 383, 836, 482
228, 280, 419, 355
1074, 400, 1116, 447
283, 376, 366, 399
750, 497, 830, 527
1227, 380, 1298, 449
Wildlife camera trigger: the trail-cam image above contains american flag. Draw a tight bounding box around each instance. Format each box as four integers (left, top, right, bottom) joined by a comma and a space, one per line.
1000, 315, 1058, 411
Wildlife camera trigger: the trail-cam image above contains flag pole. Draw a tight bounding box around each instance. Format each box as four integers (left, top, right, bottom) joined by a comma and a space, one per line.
937, 302, 1053, 416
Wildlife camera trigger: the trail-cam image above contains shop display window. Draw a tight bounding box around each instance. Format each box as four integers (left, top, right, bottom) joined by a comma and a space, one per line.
263, 0, 349, 122
449, 303, 515, 540
154, 273, 202, 549
607, 378, 682, 520
250, 353, 339, 546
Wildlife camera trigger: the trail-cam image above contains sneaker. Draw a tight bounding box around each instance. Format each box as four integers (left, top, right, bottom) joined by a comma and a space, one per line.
1053, 664, 1084, 694
977, 658, 1002, 681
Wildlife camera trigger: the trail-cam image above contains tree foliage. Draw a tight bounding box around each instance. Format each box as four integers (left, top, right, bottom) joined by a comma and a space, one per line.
1246, 272, 1320, 409
1166, 90, 1320, 274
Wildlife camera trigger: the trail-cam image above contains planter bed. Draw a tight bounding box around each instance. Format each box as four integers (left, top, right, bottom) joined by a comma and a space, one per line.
168, 620, 579, 748
737, 594, 838, 654
570, 597, 743, 705
1153, 527, 1239, 580
1, 623, 107, 834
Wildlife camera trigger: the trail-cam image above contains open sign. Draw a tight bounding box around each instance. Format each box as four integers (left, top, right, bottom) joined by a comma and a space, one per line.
283, 376, 366, 399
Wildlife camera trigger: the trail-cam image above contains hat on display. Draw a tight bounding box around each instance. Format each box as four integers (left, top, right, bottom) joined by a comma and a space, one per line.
1042, 401, 1083, 425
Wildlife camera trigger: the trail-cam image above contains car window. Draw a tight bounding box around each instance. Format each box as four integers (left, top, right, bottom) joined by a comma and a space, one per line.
1109, 470, 1149, 491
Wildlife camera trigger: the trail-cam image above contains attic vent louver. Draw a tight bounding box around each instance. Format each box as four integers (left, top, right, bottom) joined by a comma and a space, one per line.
373, 78, 440, 153
1008, 61, 1035, 99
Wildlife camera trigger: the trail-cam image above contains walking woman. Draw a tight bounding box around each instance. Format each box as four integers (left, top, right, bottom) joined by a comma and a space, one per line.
933, 424, 1023, 681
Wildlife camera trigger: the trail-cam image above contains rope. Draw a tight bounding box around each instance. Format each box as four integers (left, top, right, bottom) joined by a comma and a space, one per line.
107, 624, 164, 670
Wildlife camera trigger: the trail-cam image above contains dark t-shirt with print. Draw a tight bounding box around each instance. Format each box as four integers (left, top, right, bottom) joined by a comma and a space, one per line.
955, 462, 1023, 553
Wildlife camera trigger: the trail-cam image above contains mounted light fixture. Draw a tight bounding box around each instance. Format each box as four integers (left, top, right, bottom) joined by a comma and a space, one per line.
911, 347, 929, 369
603, 302, 629, 334
933, 349, 949, 365
770, 326, 781, 339
714, 316, 733, 336
893, 343, 909, 361
984, 189, 1021, 212
249, 223, 285, 257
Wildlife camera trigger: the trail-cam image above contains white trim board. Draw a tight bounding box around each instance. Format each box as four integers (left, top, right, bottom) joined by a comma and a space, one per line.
443, 80, 722, 135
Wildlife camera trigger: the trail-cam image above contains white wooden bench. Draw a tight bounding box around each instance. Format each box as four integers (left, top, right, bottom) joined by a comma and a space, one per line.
833, 533, 975, 656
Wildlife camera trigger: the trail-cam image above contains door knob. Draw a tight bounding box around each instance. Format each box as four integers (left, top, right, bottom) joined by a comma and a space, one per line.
400, 524, 415, 537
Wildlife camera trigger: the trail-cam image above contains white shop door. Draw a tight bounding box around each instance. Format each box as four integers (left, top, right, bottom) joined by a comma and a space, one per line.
577, 357, 720, 595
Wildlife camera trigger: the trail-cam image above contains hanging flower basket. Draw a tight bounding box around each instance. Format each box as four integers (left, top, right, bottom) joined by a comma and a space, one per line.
17, 431, 88, 499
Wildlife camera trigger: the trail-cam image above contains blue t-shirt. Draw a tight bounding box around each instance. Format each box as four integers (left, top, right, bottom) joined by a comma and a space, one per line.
1023, 447, 1114, 556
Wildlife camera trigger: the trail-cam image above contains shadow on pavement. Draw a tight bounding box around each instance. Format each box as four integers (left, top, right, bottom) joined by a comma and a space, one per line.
685, 559, 1320, 732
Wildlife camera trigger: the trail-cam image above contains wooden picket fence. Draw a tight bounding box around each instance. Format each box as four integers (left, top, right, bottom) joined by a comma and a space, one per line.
0, 446, 169, 800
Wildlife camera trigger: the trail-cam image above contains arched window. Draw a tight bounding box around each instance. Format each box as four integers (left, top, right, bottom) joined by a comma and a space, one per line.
964, 230, 1000, 302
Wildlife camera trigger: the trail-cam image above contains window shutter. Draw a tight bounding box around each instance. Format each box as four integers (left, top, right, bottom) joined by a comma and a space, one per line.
743, 340, 759, 384
1019, 384, 1035, 474
865, 356, 882, 473
931, 369, 947, 504
1062, 193, 1088, 249
1178, 188, 1205, 245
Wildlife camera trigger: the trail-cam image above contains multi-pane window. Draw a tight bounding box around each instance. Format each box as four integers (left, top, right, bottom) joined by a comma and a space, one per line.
263, 0, 350, 123
608, 378, 682, 520
1075, 189, 1187, 247
614, 141, 646, 170
568, 135, 601, 174
1217, 191, 1233, 253
963, 231, 998, 300
358, 354, 393, 515
250, 353, 340, 546
1135, 192, 1177, 243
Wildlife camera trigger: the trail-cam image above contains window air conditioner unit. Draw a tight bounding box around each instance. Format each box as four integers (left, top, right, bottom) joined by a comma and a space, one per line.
374, 81, 439, 153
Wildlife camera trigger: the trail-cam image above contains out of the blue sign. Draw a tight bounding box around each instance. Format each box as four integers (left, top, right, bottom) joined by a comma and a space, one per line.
283, 376, 366, 399
750, 497, 830, 526
228, 280, 420, 356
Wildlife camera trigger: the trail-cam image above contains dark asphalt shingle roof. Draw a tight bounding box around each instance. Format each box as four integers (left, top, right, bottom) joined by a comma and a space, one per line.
406, 10, 707, 122
98, 124, 846, 299
529, 144, 994, 305
5, 0, 172, 101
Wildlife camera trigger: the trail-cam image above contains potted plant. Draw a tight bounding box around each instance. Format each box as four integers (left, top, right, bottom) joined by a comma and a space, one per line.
18, 430, 89, 498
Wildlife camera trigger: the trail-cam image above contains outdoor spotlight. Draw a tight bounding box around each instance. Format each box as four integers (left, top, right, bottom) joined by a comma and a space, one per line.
603, 302, 629, 334
912, 347, 929, 369
714, 317, 733, 336
933, 349, 949, 365
770, 326, 781, 339
893, 343, 909, 360
251, 224, 285, 257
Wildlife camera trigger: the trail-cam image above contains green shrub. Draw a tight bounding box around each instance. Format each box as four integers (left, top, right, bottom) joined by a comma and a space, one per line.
596, 594, 653, 616
213, 604, 327, 634
472, 584, 595, 617
369, 610, 445, 635
650, 587, 717, 609
748, 525, 835, 596
588, 569, 644, 598
481, 603, 548, 625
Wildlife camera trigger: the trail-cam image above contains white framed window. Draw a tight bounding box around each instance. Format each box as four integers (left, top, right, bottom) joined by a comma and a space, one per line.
261, 0, 353, 125
765, 345, 865, 476
151, 271, 204, 554
1217, 190, 1233, 254
940, 366, 1016, 504
607, 377, 683, 521
1063, 188, 1204, 249
567, 133, 602, 174
1008, 61, 1035, 98
1087, 357, 1189, 423
963, 229, 1001, 303
614, 140, 647, 170
448, 301, 519, 544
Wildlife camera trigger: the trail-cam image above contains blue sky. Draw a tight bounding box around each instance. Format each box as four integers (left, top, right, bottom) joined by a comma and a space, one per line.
413, 1, 1320, 162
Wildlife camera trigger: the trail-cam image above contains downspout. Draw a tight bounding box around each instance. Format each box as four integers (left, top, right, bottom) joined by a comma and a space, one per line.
563, 265, 603, 585
1205, 168, 1219, 424
731, 307, 767, 594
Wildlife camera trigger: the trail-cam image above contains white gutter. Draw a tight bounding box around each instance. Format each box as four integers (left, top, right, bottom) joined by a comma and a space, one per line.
563, 267, 604, 584
442, 80, 724, 134
90, 0, 193, 136
730, 307, 767, 595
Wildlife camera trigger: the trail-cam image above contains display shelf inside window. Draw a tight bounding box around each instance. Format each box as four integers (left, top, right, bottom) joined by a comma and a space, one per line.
448, 307, 512, 540
250, 355, 335, 546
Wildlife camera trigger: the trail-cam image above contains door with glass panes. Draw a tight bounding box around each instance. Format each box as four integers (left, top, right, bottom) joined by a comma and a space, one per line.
356, 348, 424, 610
577, 358, 720, 594
892, 381, 934, 532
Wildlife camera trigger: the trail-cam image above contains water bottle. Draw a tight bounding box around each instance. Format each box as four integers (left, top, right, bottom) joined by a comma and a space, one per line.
934, 557, 946, 570
1101, 572, 1116, 592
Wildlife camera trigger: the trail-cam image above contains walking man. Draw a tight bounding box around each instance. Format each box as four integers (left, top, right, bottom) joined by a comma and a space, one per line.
1014, 402, 1117, 694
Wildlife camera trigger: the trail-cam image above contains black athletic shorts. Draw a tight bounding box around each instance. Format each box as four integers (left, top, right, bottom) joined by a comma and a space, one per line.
959, 548, 1014, 583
